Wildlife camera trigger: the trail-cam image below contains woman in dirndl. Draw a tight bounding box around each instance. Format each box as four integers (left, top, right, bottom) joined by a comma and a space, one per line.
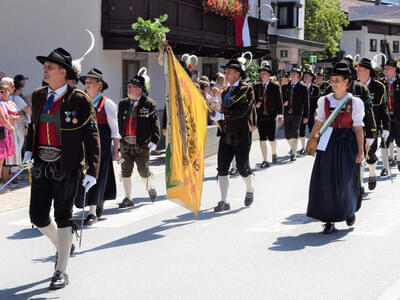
76, 68, 120, 225
306, 61, 365, 234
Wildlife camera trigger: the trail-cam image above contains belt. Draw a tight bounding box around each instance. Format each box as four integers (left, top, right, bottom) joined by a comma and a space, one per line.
38, 146, 61, 162
123, 135, 137, 145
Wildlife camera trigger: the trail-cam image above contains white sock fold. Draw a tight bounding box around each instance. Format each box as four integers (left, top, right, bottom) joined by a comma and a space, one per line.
368, 163, 377, 177
218, 175, 229, 203
56, 227, 73, 273
122, 177, 132, 199
300, 137, 306, 149
397, 147, 400, 161
141, 175, 154, 191
241, 175, 253, 193
389, 142, 394, 159
260, 141, 267, 161
38, 221, 57, 249
89, 205, 96, 215
290, 139, 298, 154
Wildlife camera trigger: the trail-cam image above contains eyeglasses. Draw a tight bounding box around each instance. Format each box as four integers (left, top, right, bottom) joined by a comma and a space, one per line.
328, 79, 345, 84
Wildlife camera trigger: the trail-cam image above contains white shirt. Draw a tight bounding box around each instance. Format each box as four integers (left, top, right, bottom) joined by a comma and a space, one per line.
10, 95, 27, 111
48, 84, 67, 100
306, 83, 312, 89
228, 80, 240, 88
103, 98, 121, 139
262, 80, 270, 89
315, 93, 365, 127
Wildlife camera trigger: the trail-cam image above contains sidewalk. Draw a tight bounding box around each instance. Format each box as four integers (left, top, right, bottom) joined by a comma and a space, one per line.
0, 152, 167, 214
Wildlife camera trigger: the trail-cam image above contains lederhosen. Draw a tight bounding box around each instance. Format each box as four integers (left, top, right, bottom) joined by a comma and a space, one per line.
29, 92, 82, 228
300, 84, 320, 138
75, 96, 116, 209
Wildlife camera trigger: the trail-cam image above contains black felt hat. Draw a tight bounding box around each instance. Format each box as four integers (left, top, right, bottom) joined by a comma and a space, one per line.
259, 62, 274, 75
357, 58, 376, 77
79, 68, 109, 90
221, 59, 246, 78
330, 61, 352, 77
129, 75, 147, 94
36, 48, 75, 78
289, 66, 302, 75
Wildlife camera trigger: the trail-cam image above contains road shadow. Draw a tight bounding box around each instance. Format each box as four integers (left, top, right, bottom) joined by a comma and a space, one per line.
268, 227, 354, 251
203, 175, 217, 182
281, 213, 317, 225
0, 277, 57, 300
7, 227, 42, 240
78, 207, 245, 255
149, 156, 165, 167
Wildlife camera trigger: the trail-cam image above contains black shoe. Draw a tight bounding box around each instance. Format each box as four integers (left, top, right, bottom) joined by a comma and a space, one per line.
244, 192, 254, 207
83, 214, 98, 226
297, 148, 306, 155
118, 197, 134, 208
272, 154, 277, 163
259, 161, 270, 168
229, 168, 239, 176
49, 271, 69, 290
322, 222, 335, 234
214, 201, 230, 212
290, 154, 296, 161
148, 188, 157, 202
360, 185, 365, 195
398, 161, 400, 172
55, 243, 75, 270
380, 168, 389, 177
346, 215, 356, 227
368, 176, 377, 190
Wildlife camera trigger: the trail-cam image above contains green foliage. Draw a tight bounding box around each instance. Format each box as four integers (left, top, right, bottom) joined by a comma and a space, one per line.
132, 14, 170, 52
305, 0, 349, 58
245, 60, 260, 83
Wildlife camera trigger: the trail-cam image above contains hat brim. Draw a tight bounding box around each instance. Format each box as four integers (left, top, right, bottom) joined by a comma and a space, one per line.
79, 75, 109, 91
36, 56, 75, 77
221, 65, 246, 78
357, 63, 376, 77
260, 68, 274, 75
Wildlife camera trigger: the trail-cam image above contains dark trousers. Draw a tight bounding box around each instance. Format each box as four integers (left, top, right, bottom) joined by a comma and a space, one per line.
388, 118, 400, 146
299, 116, 315, 138
29, 161, 81, 228
217, 132, 252, 177
284, 114, 302, 139
257, 118, 276, 141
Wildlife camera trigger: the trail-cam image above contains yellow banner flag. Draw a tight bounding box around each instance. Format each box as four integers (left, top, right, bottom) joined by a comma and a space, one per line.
165, 48, 208, 216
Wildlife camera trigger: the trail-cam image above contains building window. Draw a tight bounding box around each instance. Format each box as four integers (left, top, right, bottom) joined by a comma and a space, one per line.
370, 39, 377, 52
280, 50, 288, 58
381, 39, 387, 53
123, 60, 140, 98
393, 41, 399, 53
278, 3, 299, 29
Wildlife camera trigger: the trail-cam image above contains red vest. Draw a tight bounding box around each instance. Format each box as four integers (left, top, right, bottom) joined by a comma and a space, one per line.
95, 96, 108, 125
388, 81, 395, 112
38, 96, 63, 147
324, 96, 353, 129
124, 104, 137, 136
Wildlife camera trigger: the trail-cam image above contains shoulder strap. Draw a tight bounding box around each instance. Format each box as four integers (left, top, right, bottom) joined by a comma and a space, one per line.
319, 95, 352, 136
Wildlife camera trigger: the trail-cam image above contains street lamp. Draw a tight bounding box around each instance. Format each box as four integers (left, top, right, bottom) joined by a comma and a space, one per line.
257, 3, 278, 23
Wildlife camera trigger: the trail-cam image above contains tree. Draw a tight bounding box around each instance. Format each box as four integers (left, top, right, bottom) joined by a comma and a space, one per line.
305, 0, 349, 58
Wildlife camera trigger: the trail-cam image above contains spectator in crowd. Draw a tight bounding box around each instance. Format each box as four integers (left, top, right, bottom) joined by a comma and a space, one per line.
0, 84, 15, 189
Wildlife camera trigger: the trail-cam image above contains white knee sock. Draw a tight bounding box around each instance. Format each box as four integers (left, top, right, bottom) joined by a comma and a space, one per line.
241, 175, 253, 193
368, 163, 377, 177
231, 159, 236, 169
38, 221, 57, 249
89, 205, 96, 215
300, 137, 306, 149
122, 177, 132, 199
290, 138, 298, 154
56, 227, 73, 273
260, 141, 267, 161
141, 175, 154, 191
381, 148, 389, 169
269, 140, 277, 155
218, 175, 229, 203
397, 147, 400, 161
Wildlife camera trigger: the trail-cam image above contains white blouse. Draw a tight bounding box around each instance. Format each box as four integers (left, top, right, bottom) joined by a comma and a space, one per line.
315, 93, 365, 127
103, 97, 121, 139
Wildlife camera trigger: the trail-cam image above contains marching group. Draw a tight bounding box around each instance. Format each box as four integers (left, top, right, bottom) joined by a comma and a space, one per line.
2, 45, 399, 290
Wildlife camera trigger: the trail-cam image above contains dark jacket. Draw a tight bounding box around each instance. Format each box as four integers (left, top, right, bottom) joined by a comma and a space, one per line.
324, 81, 377, 138
118, 95, 160, 145
306, 83, 320, 117
26, 86, 100, 178
253, 81, 283, 120
218, 81, 256, 135
381, 76, 400, 122
364, 78, 391, 130
317, 81, 330, 97
281, 81, 309, 118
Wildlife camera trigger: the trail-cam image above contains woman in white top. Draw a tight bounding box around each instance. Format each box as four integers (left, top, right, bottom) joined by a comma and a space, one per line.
306, 62, 365, 234
75, 68, 121, 225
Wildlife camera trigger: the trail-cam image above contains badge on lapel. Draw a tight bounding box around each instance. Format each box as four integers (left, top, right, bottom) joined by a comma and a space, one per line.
65, 111, 71, 123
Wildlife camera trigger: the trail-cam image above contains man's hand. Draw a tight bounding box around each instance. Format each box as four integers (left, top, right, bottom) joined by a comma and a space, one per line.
303, 118, 308, 124
256, 102, 262, 108
210, 110, 224, 121
284, 101, 289, 107
148, 142, 157, 152
366, 138, 374, 146
113, 151, 121, 161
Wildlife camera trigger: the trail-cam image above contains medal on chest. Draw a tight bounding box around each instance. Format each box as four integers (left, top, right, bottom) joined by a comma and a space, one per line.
65, 111, 71, 123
